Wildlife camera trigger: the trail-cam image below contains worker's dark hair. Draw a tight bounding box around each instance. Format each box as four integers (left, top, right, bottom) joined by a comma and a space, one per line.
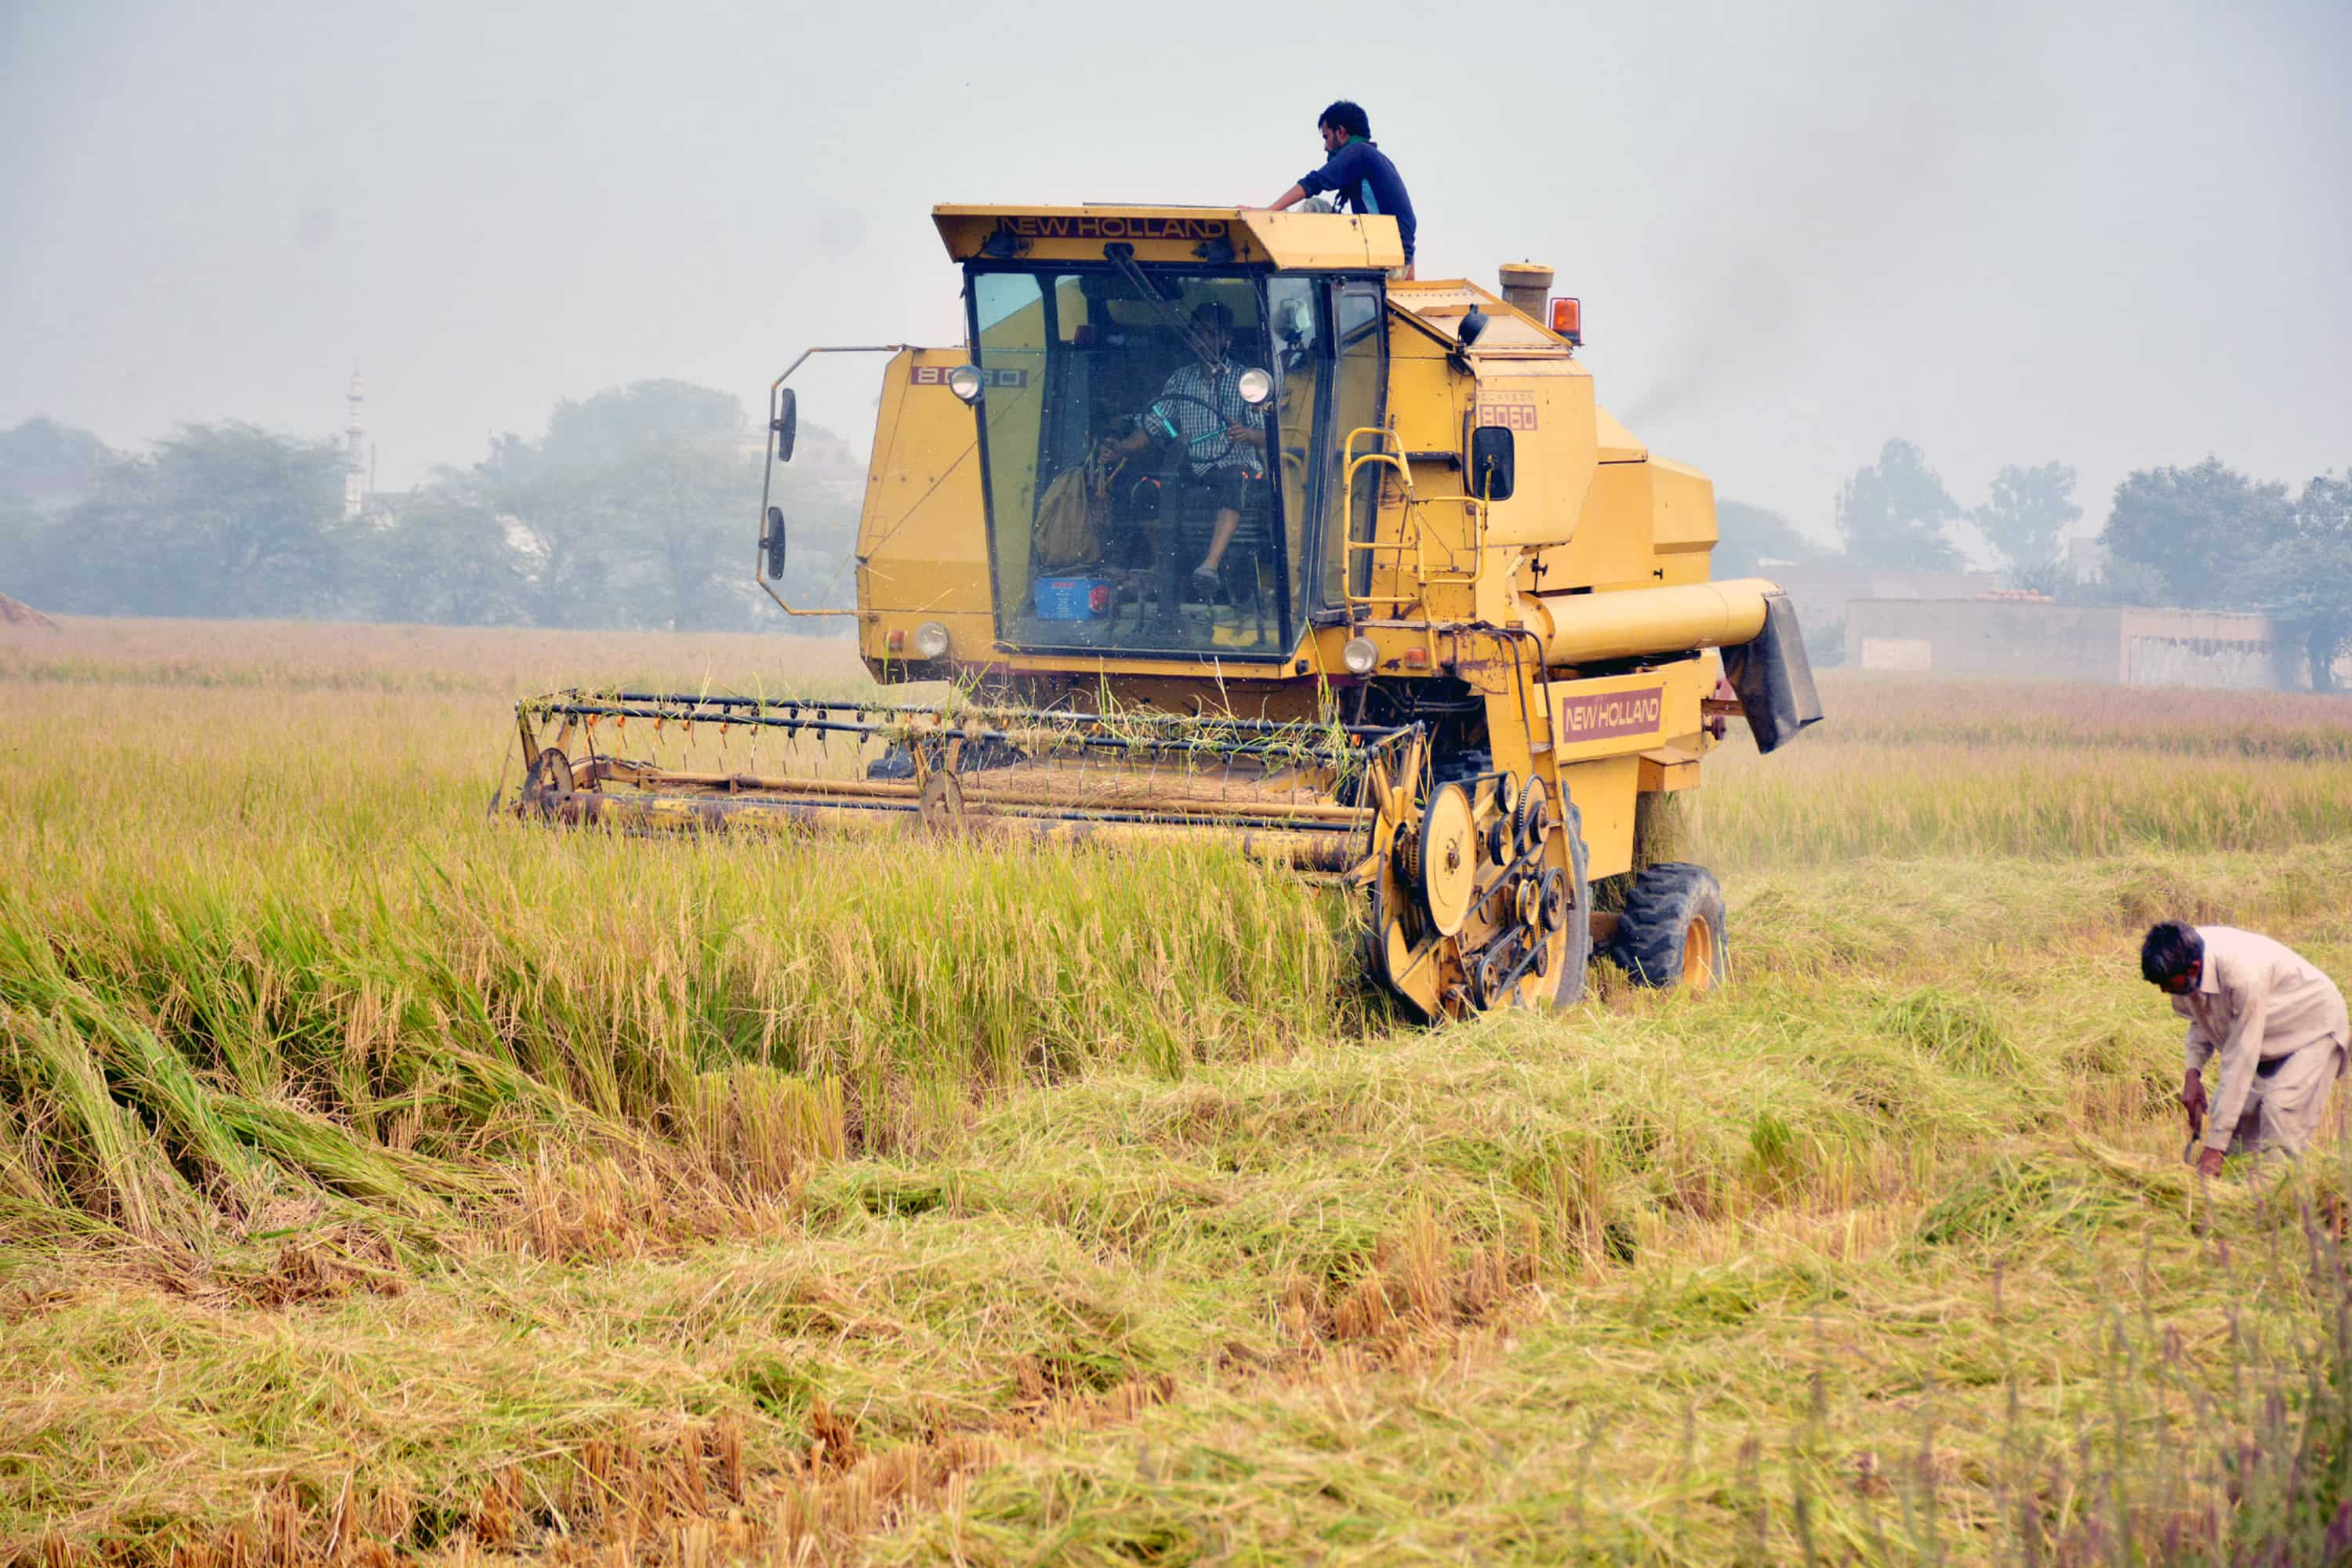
1189, 300, 1236, 332
2141, 920, 2205, 986
1318, 100, 1370, 140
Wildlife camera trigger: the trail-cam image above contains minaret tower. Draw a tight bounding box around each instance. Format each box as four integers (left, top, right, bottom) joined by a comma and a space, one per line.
343, 368, 368, 518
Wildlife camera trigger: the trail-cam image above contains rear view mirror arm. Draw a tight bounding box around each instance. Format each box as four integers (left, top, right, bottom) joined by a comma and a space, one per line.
756, 345, 909, 619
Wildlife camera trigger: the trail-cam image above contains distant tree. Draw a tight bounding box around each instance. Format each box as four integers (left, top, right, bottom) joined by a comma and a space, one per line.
1, 381, 844, 631
465, 460, 612, 628
540, 380, 747, 469
450, 380, 753, 629
466, 379, 852, 630
0, 416, 112, 511
2061, 557, 2168, 610
554, 438, 760, 631
27, 423, 349, 617
143, 424, 351, 618
0, 506, 42, 606
1714, 499, 1819, 579
361, 487, 529, 626
484, 449, 753, 631
1835, 439, 1960, 569
2005, 556, 2077, 601
2231, 471, 2352, 692
1974, 461, 2082, 575
637, 443, 764, 631
2, 419, 116, 604
2101, 456, 2291, 609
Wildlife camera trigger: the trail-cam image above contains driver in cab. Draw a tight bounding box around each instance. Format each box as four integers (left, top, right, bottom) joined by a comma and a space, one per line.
1098, 300, 1267, 606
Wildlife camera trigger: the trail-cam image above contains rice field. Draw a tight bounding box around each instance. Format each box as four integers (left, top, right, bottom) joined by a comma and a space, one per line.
3, 617, 2350, 1565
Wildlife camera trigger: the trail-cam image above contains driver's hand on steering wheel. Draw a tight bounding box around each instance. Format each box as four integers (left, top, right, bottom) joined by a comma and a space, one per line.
1226, 425, 1265, 449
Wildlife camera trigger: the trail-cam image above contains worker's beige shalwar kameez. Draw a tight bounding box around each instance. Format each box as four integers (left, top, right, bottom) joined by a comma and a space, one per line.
2176, 926, 2349, 1158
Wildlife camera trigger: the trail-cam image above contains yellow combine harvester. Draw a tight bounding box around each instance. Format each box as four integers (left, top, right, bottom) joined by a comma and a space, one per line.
511, 203, 1820, 1018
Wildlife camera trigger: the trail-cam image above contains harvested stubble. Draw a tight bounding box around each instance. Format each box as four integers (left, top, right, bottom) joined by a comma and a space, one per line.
5, 621, 2352, 1564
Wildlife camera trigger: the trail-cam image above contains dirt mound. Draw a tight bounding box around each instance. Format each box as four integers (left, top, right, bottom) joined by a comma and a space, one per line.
0, 592, 59, 631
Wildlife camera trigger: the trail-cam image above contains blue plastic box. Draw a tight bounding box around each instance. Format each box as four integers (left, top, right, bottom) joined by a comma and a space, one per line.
1034, 575, 1109, 621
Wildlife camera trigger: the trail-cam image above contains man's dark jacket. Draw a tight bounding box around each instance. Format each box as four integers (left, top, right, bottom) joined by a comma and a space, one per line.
1298, 138, 1417, 262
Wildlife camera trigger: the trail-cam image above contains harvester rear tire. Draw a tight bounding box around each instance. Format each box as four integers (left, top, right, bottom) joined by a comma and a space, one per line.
1606, 862, 1727, 991
1546, 793, 1595, 1008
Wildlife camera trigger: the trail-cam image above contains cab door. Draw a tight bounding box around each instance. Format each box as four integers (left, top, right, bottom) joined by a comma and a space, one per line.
1323, 280, 1387, 605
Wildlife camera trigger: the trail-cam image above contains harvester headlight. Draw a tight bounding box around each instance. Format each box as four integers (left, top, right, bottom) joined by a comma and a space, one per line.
946, 365, 985, 404
1236, 368, 1273, 407
914, 621, 951, 659
1342, 635, 1379, 675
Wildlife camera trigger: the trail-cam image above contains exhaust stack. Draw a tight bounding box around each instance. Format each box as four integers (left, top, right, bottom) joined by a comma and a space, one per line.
1498, 261, 1553, 321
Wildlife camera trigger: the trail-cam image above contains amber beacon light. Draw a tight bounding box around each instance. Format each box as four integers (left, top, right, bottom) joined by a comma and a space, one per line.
1549, 296, 1582, 346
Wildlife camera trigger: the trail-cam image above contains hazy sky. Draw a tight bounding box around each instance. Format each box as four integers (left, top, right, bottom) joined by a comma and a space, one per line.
5, 0, 2348, 545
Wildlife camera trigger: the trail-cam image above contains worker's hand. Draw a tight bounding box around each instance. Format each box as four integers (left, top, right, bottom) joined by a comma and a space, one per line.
2179, 1071, 2208, 1120
2197, 1145, 2227, 1179
1226, 425, 1265, 449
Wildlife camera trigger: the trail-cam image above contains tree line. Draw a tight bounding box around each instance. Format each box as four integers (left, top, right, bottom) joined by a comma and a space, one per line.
6, 391, 2343, 683
0, 380, 860, 633
1712, 440, 2352, 689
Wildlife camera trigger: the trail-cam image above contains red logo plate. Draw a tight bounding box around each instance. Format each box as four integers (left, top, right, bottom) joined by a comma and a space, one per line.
1558, 685, 1664, 742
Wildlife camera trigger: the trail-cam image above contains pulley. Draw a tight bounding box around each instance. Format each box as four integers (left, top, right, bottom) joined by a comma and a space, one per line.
1472, 942, 1515, 1011
1417, 782, 1479, 938
1538, 868, 1570, 933
1515, 778, 1552, 858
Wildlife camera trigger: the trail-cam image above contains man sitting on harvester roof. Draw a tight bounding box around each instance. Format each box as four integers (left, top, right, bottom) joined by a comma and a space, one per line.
1261, 99, 1418, 279
1097, 299, 1270, 617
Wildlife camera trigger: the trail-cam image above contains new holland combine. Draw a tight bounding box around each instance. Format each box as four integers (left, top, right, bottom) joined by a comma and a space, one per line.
510, 204, 1820, 1019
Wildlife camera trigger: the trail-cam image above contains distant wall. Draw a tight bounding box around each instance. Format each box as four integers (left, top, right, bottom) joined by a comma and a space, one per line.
1847, 601, 2125, 682
1844, 601, 2281, 688
1766, 566, 2005, 635
2119, 609, 2278, 691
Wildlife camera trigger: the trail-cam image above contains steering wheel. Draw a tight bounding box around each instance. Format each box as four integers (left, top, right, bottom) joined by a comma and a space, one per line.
1142, 393, 1239, 466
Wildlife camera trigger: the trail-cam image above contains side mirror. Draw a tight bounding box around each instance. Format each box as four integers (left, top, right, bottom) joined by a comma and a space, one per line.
763, 506, 788, 581
1468, 425, 1516, 502
772, 389, 798, 463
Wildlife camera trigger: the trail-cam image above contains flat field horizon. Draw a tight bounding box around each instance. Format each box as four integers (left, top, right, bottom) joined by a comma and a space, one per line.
4, 615, 2350, 1565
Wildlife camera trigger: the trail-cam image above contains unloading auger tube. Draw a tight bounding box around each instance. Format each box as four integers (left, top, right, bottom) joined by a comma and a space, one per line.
1530, 579, 1774, 665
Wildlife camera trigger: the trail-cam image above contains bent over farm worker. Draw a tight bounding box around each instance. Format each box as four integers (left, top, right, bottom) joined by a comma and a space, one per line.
2142, 921, 2348, 1177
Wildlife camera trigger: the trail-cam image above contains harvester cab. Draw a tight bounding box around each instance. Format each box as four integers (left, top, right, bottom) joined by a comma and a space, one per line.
511, 203, 1823, 1020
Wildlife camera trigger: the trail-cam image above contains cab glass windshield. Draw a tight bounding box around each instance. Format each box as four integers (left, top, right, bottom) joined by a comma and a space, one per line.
968, 267, 1321, 658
